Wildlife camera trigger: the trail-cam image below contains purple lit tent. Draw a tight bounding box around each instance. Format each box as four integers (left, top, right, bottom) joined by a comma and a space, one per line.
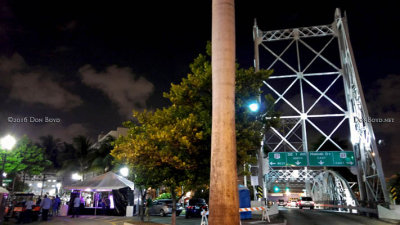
64, 172, 134, 216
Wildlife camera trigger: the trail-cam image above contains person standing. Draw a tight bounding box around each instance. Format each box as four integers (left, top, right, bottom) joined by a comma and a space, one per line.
24, 196, 34, 223
145, 197, 153, 221
54, 195, 61, 216
72, 196, 81, 218
105, 197, 111, 215
36, 197, 41, 206
40, 195, 52, 221
52, 196, 60, 216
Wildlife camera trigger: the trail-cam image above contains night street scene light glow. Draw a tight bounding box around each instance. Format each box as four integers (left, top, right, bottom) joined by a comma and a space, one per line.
0, 135, 16, 150
0, 1, 398, 223
120, 167, 129, 177
248, 103, 259, 112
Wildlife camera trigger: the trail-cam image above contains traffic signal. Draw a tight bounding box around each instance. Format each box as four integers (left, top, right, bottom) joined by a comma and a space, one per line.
273, 186, 280, 193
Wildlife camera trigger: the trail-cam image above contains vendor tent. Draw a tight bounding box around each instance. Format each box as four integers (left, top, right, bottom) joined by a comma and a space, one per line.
65, 171, 134, 191
0, 187, 9, 194
64, 172, 134, 216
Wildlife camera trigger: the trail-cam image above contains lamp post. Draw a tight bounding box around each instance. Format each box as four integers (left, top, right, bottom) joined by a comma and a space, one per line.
120, 167, 129, 177
71, 173, 82, 181
0, 135, 16, 185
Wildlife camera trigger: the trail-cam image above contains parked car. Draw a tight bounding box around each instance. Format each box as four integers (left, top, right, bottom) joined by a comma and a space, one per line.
297, 197, 314, 209
185, 198, 208, 218
278, 199, 286, 206
286, 200, 297, 207
148, 199, 183, 216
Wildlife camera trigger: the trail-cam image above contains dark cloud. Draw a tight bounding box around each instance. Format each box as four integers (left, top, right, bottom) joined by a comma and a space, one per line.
0, 53, 83, 110
0, 53, 25, 72
0, 110, 89, 143
79, 64, 154, 117
58, 20, 78, 32
368, 74, 400, 176
10, 73, 83, 110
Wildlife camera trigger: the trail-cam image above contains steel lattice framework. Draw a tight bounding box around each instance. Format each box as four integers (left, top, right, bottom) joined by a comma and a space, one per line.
254, 9, 389, 205
311, 170, 358, 207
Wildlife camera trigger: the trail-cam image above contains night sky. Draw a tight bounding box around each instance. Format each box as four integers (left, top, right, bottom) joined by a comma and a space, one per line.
0, 1, 399, 175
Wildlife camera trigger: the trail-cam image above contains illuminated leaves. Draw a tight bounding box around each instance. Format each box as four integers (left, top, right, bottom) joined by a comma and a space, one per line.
112, 44, 279, 189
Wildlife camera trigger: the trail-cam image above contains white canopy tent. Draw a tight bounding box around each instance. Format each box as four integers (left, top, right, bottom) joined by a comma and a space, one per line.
64, 172, 135, 216
0, 187, 9, 194
65, 171, 134, 191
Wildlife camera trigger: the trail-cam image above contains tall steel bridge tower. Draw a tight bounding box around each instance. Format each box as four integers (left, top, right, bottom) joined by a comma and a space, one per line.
254, 9, 389, 206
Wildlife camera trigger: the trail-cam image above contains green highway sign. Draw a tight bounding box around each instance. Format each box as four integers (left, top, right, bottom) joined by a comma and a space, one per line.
308, 152, 334, 166
268, 152, 286, 166
268, 152, 307, 167
3, 179, 12, 183
332, 151, 356, 166
268, 151, 356, 167
287, 152, 308, 166
308, 151, 355, 166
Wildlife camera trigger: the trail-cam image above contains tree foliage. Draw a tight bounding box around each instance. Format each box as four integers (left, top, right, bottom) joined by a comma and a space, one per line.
38, 135, 62, 169
57, 135, 92, 178
112, 45, 279, 223
0, 135, 51, 176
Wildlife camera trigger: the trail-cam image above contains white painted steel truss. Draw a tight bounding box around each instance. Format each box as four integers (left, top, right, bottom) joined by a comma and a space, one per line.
311, 170, 358, 208
255, 9, 389, 205
266, 169, 322, 183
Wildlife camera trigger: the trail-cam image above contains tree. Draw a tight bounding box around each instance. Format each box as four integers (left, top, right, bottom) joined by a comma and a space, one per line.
17, 136, 52, 181
57, 135, 92, 179
0, 136, 51, 190
87, 136, 115, 173
38, 135, 62, 169
112, 44, 278, 225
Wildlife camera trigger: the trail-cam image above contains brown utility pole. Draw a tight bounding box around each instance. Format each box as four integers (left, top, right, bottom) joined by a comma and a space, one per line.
209, 0, 239, 224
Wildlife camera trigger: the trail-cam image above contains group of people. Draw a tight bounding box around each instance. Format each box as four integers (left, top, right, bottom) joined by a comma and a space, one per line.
18, 195, 61, 223
38, 195, 61, 221
71, 195, 111, 218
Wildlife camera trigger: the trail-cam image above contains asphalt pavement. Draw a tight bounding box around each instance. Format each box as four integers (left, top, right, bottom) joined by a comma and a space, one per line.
4, 209, 400, 225
280, 208, 399, 225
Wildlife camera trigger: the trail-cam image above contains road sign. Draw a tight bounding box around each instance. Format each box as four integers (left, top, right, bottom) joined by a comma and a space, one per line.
268, 151, 355, 167
308, 151, 355, 166
286, 152, 307, 166
3, 179, 12, 183
268, 152, 286, 167
332, 151, 355, 166
250, 176, 259, 186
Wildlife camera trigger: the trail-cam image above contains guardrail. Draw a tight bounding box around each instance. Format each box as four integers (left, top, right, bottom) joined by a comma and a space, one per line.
315, 204, 378, 214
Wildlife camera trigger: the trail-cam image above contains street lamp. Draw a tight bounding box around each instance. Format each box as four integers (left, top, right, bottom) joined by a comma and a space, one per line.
120, 167, 129, 177
71, 173, 82, 181
248, 102, 260, 112
0, 135, 16, 185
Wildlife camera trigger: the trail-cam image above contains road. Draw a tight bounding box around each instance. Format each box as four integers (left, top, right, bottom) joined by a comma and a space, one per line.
4, 209, 399, 225
280, 208, 398, 225
4, 215, 202, 225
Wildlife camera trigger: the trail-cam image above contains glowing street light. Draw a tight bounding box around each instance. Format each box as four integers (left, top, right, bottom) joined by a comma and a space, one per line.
248, 102, 260, 112
71, 173, 82, 181
0, 135, 16, 150
0, 135, 16, 184
120, 167, 129, 177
